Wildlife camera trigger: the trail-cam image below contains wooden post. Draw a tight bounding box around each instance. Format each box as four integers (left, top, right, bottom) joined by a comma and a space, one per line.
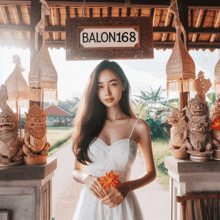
178, 0, 189, 114
30, 0, 42, 108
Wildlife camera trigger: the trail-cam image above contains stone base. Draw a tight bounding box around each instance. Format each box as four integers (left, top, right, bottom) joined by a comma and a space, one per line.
187, 150, 213, 162
165, 156, 220, 220
213, 149, 220, 160
0, 158, 57, 220
24, 155, 48, 166
0, 160, 24, 167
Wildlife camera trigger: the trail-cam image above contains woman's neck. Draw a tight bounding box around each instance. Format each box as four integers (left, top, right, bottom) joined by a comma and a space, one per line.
106, 104, 126, 121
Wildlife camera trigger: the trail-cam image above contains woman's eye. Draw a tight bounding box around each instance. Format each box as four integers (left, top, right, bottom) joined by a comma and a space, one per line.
98, 85, 103, 89
111, 83, 117, 87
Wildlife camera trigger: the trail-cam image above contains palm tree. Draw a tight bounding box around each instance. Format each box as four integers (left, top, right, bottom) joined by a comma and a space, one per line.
133, 86, 179, 120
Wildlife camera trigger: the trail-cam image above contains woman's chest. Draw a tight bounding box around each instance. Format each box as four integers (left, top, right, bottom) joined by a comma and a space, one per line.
88, 139, 137, 167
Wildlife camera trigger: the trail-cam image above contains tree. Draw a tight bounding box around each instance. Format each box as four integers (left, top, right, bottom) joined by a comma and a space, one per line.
133, 86, 179, 120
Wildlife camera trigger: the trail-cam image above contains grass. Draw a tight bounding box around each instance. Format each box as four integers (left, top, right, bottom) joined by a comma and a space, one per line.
138, 137, 171, 190
47, 126, 72, 130
47, 127, 75, 156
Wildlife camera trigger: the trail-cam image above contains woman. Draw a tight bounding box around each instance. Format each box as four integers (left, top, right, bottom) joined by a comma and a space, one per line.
72, 60, 156, 220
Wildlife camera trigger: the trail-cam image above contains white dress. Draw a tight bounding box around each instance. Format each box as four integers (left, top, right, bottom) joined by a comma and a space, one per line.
73, 119, 144, 220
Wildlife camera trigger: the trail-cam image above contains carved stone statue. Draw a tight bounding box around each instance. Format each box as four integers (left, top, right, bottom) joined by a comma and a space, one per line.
167, 108, 189, 159
195, 71, 212, 101
185, 95, 209, 120
186, 115, 212, 152
0, 84, 23, 166
23, 103, 50, 165
167, 109, 188, 149
184, 72, 212, 161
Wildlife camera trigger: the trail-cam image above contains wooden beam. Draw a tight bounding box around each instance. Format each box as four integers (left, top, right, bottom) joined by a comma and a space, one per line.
74, 8, 78, 18
192, 9, 204, 42
30, 0, 42, 108
0, 1, 30, 6
89, 8, 93, 17
162, 9, 170, 42
26, 5, 30, 25
210, 10, 220, 42
4, 6, 11, 25
108, 7, 112, 17
152, 8, 156, 26
0, 0, 219, 9
154, 41, 220, 49
16, 5, 24, 25
44, 1, 220, 8
30, 0, 42, 68
0, 6, 7, 25
15, 5, 27, 40
190, 9, 193, 27
65, 6, 70, 19
1, 24, 220, 35
12, 5, 19, 25
126, 7, 131, 17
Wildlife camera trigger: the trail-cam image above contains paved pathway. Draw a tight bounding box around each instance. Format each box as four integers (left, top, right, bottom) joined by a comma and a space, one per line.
51, 143, 170, 220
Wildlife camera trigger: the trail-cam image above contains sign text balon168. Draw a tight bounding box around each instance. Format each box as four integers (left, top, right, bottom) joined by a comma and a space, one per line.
80, 28, 139, 48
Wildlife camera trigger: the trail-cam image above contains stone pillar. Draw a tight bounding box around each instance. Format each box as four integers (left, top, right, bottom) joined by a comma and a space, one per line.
165, 156, 220, 220
0, 158, 57, 220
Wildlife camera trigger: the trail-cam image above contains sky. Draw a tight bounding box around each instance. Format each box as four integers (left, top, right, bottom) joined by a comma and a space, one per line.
0, 46, 219, 102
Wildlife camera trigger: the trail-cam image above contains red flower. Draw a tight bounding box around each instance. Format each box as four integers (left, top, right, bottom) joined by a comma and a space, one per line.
211, 118, 220, 131
99, 170, 122, 191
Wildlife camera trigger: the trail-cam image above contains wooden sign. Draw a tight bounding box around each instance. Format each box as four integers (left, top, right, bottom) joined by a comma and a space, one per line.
80, 27, 139, 48
66, 17, 153, 60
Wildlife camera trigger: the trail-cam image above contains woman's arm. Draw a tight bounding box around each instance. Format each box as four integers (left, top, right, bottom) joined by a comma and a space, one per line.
73, 159, 89, 184
101, 119, 156, 207
125, 119, 156, 191
73, 157, 108, 199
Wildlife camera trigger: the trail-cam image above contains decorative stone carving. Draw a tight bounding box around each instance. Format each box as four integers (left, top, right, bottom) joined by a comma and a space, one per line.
187, 115, 212, 152
185, 99, 212, 161
23, 103, 50, 165
184, 72, 212, 162
0, 85, 24, 166
185, 95, 209, 120
167, 109, 189, 159
195, 71, 212, 101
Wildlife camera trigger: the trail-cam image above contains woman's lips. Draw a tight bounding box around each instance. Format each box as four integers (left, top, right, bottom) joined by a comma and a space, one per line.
105, 98, 114, 103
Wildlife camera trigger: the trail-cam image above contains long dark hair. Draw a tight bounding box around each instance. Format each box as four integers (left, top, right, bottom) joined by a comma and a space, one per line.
72, 60, 136, 165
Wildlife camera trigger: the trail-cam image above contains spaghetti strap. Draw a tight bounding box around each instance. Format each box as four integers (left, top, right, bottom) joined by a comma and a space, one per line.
129, 118, 139, 139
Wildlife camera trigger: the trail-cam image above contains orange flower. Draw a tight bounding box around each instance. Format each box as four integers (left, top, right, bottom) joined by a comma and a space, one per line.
99, 170, 122, 191
211, 118, 220, 131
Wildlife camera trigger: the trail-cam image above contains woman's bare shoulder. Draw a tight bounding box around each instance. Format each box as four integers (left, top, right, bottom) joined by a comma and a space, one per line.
136, 118, 150, 132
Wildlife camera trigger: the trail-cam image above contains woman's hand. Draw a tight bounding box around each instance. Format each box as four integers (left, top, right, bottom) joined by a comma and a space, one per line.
101, 182, 130, 208
84, 175, 108, 199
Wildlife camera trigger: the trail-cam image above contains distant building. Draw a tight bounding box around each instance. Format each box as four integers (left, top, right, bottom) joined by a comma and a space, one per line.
44, 103, 74, 127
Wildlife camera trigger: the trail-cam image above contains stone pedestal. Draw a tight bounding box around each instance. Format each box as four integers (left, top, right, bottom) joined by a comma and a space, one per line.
165, 156, 220, 220
0, 158, 57, 220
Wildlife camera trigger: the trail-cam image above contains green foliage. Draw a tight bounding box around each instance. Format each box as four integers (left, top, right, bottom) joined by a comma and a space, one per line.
146, 118, 168, 140
133, 86, 179, 121
207, 92, 217, 110
47, 126, 72, 130
138, 138, 171, 189
152, 138, 171, 189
